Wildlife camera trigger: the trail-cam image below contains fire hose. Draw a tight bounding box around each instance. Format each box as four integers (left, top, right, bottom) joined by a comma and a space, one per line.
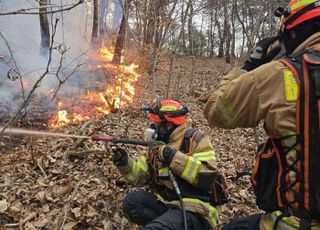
0, 127, 188, 230
91, 134, 188, 230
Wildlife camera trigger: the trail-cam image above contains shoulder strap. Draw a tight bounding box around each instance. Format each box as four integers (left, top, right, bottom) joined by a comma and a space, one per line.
180, 128, 203, 154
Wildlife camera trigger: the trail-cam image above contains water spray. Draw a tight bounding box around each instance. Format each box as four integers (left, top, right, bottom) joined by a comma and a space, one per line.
0, 127, 163, 147
0, 127, 91, 139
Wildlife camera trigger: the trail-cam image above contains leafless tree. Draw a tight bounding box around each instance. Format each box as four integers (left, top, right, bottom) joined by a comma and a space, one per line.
112, 0, 130, 64
39, 0, 50, 56
91, 0, 99, 46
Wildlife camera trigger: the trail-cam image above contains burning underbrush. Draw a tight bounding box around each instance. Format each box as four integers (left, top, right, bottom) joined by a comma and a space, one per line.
0, 44, 147, 229
49, 47, 141, 129
0, 46, 141, 130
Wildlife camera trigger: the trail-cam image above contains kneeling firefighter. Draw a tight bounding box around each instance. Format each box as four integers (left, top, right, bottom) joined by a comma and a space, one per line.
111, 99, 228, 230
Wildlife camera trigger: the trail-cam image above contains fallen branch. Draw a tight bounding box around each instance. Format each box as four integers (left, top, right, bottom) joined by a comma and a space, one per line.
59, 178, 82, 230
36, 159, 48, 178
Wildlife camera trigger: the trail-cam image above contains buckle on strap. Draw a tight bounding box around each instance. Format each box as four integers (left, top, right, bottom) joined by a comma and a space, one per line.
272, 210, 312, 230
273, 212, 291, 230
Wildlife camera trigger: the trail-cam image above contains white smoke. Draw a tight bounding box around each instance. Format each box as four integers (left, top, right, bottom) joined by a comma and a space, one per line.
0, 0, 94, 110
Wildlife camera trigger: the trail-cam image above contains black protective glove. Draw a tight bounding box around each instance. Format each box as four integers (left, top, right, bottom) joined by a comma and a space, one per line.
111, 147, 128, 166
158, 145, 176, 166
241, 36, 281, 71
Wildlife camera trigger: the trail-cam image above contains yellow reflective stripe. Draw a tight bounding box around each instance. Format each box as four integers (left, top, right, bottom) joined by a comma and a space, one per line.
193, 151, 216, 161
158, 167, 169, 177
271, 211, 299, 229
155, 194, 219, 226
218, 95, 236, 127
181, 157, 201, 183
160, 105, 176, 111
124, 160, 140, 183
283, 135, 297, 147
290, 0, 317, 11
283, 70, 298, 102
137, 156, 149, 175
182, 198, 219, 226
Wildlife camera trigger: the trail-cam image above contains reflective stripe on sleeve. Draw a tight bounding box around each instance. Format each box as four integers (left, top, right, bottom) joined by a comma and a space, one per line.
137, 156, 149, 175
123, 160, 140, 183
193, 151, 216, 161
158, 167, 169, 177
181, 156, 201, 183
218, 95, 236, 127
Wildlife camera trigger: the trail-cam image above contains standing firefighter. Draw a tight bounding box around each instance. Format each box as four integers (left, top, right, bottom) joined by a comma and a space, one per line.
111, 99, 227, 230
201, 0, 320, 229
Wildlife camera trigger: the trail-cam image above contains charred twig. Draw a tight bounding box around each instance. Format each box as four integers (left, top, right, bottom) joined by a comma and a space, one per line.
59, 176, 84, 230
71, 120, 94, 148
36, 159, 48, 178
103, 96, 118, 113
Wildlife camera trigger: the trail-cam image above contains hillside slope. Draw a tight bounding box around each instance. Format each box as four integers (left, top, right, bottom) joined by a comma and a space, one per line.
0, 57, 266, 229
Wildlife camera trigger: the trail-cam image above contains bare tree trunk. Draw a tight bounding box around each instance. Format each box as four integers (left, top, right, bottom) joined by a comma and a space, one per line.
91, 0, 99, 47
154, 0, 162, 49
39, 0, 50, 56
224, 0, 231, 63
98, 0, 107, 45
208, 7, 214, 57
181, 1, 187, 53
112, 0, 129, 64
214, 0, 224, 57
230, 0, 236, 58
188, 0, 194, 56
199, 16, 204, 56
144, 0, 155, 45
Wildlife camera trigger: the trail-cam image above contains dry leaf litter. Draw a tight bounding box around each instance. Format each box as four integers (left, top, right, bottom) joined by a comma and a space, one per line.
0, 57, 267, 229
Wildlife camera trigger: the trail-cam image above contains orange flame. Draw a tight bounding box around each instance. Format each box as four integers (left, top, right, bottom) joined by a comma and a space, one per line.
49, 46, 139, 128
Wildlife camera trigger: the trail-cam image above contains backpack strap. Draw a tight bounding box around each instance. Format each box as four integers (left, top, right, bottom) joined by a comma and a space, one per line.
279, 49, 320, 222
180, 128, 203, 154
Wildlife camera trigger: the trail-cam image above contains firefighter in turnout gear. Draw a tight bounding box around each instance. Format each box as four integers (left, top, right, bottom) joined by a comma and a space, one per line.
201, 0, 320, 229
111, 99, 227, 230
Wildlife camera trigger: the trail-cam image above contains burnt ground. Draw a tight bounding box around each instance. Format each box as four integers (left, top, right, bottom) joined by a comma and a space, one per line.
0, 57, 266, 229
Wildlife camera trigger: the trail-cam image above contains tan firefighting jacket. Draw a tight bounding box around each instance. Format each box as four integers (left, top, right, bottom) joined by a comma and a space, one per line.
116, 121, 220, 228
203, 32, 320, 229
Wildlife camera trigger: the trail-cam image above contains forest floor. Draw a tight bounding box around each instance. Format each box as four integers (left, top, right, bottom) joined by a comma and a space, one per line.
0, 56, 266, 229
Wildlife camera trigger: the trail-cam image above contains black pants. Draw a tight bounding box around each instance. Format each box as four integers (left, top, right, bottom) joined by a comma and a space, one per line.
122, 191, 209, 230
221, 214, 262, 230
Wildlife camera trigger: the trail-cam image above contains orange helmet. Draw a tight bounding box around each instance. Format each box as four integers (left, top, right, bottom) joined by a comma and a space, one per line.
276, 0, 320, 32
145, 99, 188, 125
